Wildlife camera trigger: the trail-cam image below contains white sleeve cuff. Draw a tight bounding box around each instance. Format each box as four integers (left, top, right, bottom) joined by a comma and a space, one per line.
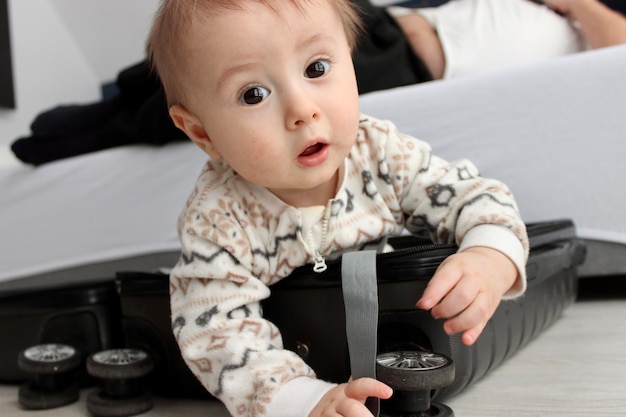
458, 224, 527, 298
264, 377, 337, 417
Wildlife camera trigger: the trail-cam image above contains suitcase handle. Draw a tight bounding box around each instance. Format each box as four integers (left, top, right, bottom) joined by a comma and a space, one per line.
342, 250, 380, 416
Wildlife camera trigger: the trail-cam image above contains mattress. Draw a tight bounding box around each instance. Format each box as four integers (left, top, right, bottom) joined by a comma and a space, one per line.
359, 45, 626, 276
1, 44, 625, 294
0, 142, 206, 293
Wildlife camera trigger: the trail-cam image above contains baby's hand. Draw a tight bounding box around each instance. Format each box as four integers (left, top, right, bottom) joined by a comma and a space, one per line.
308, 378, 392, 417
417, 247, 517, 346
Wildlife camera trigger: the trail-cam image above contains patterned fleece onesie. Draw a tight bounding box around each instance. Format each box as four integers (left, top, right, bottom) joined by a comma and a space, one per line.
169, 114, 529, 417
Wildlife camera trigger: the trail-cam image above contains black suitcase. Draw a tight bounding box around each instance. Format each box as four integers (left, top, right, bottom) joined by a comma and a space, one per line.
0, 280, 122, 384
116, 219, 585, 403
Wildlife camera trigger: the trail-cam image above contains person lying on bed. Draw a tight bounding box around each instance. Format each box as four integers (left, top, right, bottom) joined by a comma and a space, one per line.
147, 1, 529, 416
354, 0, 626, 91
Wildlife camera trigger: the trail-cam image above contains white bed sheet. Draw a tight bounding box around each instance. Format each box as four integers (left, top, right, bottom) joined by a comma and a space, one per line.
360, 45, 626, 245
1, 44, 625, 293
0, 141, 206, 292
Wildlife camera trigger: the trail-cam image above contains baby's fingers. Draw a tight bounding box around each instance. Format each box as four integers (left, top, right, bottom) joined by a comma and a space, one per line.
310, 380, 392, 417
416, 258, 462, 311
344, 377, 393, 402
440, 291, 492, 345
460, 322, 488, 346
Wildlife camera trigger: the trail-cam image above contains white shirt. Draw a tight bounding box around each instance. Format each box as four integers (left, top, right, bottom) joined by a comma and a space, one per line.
389, 0, 587, 78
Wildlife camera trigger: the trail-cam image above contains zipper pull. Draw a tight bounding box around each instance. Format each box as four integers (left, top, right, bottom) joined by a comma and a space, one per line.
313, 251, 328, 273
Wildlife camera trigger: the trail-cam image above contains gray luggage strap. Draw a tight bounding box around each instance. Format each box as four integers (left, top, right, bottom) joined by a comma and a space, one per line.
341, 250, 380, 417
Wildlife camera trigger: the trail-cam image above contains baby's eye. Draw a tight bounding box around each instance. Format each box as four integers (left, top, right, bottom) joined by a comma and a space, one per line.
305, 60, 330, 79
240, 86, 270, 105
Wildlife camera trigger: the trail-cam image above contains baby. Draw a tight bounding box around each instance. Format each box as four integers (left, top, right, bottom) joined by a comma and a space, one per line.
147, 1, 529, 416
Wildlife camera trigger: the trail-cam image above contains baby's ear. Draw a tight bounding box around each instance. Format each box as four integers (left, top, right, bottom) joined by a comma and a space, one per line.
169, 105, 222, 160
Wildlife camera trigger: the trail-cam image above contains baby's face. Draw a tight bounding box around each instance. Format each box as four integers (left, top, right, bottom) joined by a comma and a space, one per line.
172, 0, 360, 207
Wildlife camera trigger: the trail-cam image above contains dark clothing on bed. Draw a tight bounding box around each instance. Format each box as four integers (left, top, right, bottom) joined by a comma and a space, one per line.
11, 62, 187, 166
351, 0, 434, 93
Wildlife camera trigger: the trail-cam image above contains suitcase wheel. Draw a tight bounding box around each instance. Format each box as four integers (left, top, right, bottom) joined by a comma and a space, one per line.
376, 351, 455, 417
17, 343, 81, 409
86, 348, 154, 417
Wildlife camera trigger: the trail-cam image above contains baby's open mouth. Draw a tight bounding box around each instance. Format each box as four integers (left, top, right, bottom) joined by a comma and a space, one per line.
299, 143, 325, 157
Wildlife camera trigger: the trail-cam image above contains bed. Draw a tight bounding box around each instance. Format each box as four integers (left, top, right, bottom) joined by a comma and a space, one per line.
1, 44, 625, 296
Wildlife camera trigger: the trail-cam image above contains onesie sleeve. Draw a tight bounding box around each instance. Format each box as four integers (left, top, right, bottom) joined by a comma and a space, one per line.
458, 223, 527, 297
169, 179, 316, 417
370, 117, 529, 289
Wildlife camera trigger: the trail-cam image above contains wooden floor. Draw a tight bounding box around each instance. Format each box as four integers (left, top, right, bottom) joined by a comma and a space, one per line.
1, 277, 624, 417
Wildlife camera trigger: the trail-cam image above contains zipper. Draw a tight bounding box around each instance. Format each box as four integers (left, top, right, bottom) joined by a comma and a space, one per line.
313, 250, 327, 273
380, 243, 455, 259
311, 205, 331, 273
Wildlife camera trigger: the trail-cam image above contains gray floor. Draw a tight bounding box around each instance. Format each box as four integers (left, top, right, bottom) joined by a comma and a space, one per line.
1, 292, 624, 416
